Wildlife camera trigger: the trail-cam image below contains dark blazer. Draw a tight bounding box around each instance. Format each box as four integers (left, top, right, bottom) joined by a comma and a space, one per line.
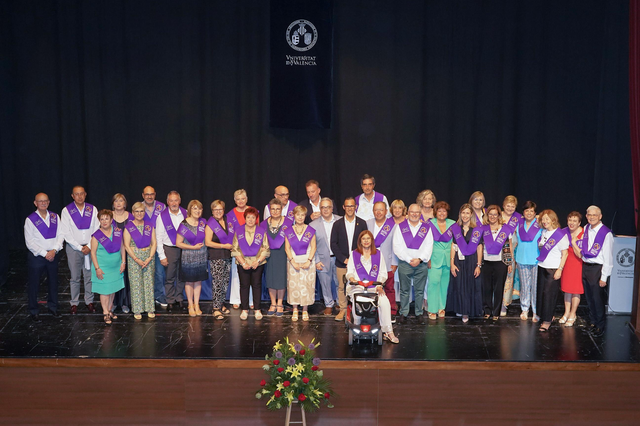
298, 198, 338, 224
330, 216, 368, 269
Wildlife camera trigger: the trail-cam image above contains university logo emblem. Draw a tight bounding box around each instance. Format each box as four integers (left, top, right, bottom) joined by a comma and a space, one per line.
156, 204, 163, 211
383, 225, 390, 232
286, 19, 318, 52
616, 248, 634, 267
473, 230, 480, 238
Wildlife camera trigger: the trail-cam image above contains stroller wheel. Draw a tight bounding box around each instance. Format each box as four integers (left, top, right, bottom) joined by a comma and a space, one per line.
348, 328, 353, 345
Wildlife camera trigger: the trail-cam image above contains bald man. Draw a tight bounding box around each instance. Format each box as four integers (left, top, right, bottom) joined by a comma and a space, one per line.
24, 193, 65, 321
142, 186, 167, 306
264, 185, 297, 222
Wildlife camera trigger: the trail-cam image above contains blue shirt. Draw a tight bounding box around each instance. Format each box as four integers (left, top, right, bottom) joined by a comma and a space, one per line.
515, 222, 542, 265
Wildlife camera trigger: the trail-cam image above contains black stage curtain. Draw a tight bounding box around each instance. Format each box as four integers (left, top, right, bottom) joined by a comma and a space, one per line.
0, 0, 633, 257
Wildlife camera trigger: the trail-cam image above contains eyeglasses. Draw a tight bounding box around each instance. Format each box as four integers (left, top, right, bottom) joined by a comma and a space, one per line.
143, 193, 155, 196
488, 213, 499, 217
320, 206, 332, 209
276, 193, 289, 197
212, 209, 224, 213
344, 205, 356, 209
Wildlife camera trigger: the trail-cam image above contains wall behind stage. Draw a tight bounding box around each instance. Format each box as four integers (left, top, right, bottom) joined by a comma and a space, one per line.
0, 0, 633, 252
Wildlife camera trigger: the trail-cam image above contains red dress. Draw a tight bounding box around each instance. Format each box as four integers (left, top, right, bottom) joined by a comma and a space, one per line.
560, 230, 584, 294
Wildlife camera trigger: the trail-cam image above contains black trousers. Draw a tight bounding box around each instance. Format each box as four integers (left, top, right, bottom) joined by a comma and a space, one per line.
238, 264, 264, 310
482, 260, 507, 317
536, 267, 561, 323
27, 251, 60, 315
163, 245, 185, 304
582, 263, 607, 329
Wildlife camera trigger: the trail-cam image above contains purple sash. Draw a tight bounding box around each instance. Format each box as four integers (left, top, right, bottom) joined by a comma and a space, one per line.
355, 191, 384, 209
483, 224, 514, 255
398, 220, 430, 250
505, 212, 522, 230
474, 210, 485, 226
236, 225, 265, 257
177, 218, 206, 245
285, 225, 316, 256
518, 219, 541, 242
267, 202, 298, 221
207, 217, 235, 245
420, 214, 432, 224
28, 211, 58, 239
125, 219, 153, 248
160, 207, 188, 245
66, 203, 94, 230
562, 227, 577, 248
429, 219, 454, 243
352, 251, 381, 282
112, 212, 134, 228
374, 217, 396, 247
258, 218, 292, 250
451, 223, 484, 256
93, 226, 123, 254
146, 201, 166, 226
536, 228, 567, 263
581, 224, 611, 258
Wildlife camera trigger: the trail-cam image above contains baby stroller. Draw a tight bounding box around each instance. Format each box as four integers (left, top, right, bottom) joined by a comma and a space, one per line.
345, 280, 383, 346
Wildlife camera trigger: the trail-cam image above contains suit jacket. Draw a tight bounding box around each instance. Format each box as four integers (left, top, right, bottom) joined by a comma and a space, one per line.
298, 198, 338, 224
330, 216, 368, 269
309, 214, 342, 270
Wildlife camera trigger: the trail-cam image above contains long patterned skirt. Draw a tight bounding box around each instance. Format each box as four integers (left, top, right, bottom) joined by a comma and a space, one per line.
209, 258, 231, 309
127, 248, 156, 314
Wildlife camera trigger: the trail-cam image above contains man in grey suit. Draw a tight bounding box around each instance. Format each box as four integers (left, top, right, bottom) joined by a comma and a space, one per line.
309, 197, 341, 315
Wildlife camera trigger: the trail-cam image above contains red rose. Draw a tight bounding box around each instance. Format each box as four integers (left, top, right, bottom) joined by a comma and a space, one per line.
302, 377, 309, 384
283, 381, 290, 387
274, 390, 282, 398
298, 394, 306, 402
277, 367, 284, 373
299, 349, 306, 355
324, 392, 330, 399
273, 360, 280, 365
260, 379, 266, 386
311, 366, 318, 371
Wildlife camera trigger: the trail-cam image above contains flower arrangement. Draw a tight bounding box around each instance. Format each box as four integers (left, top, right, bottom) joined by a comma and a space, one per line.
256, 337, 335, 412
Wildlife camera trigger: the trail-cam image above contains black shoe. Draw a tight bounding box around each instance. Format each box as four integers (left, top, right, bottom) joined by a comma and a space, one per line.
87, 303, 96, 313
587, 323, 596, 331
397, 315, 406, 324
30, 314, 41, 322
48, 309, 61, 318
591, 327, 605, 338
391, 315, 397, 324
166, 303, 173, 312
419, 316, 427, 325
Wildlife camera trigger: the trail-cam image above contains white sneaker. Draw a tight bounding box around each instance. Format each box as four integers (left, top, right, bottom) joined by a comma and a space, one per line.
255, 311, 263, 320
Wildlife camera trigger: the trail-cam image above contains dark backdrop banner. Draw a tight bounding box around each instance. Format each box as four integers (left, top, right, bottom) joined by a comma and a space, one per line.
270, 0, 333, 129
0, 0, 634, 259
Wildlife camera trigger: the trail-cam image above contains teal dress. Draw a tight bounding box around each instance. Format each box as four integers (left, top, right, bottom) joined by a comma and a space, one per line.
91, 228, 125, 295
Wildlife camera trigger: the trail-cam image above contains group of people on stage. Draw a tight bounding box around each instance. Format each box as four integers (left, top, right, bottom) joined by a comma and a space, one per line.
24, 174, 613, 340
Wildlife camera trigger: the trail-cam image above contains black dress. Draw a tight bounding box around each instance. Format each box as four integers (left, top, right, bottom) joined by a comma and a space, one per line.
447, 226, 483, 317
114, 218, 131, 310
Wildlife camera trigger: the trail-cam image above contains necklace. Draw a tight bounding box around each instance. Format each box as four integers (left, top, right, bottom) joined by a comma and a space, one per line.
269, 217, 282, 233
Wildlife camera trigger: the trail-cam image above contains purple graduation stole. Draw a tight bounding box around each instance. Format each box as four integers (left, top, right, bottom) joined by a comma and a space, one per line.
429, 219, 454, 243
112, 212, 134, 228
146, 201, 166, 225
374, 217, 396, 247
419, 214, 432, 224
28, 211, 58, 239
562, 227, 578, 248
285, 225, 316, 256
451, 223, 484, 256
536, 228, 567, 262
581, 224, 611, 258
207, 217, 235, 245
177, 218, 206, 245
505, 212, 522, 230
352, 250, 381, 282
236, 225, 265, 257
66, 202, 94, 230
284, 201, 298, 221
93, 226, 123, 254
226, 210, 240, 227
125, 219, 153, 248
398, 220, 430, 250
258, 218, 291, 249
483, 224, 514, 255
160, 207, 188, 245
518, 219, 541, 242
355, 191, 384, 209
474, 210, 485, 226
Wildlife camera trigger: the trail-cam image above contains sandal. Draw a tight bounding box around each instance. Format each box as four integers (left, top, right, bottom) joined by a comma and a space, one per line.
520, 311, 528, 321
484, 314, 491, 319
110, 312, 118, 320
276, 305, 284, 317
240, 310, 248, 320
221, 306, 231, 314
195, 304, 202, 316
558, 316, 568, 324
428, 313, 437, 320
302, 311, 309, 321
565, 317, 576, 327
292, 310, 299, 322
213, 310, 224, 320
134, 314, 142, 320
383, 332, 399, 344
539, 323, 550, 332
233, 304, 240, 310
267, 305, 277, 316
492, 316, 499, 321
104, 315, 112, 325
438, 310, 445, 318
148, 312, 155, 319
532, 315, 540, 323
462, 316, 469, 324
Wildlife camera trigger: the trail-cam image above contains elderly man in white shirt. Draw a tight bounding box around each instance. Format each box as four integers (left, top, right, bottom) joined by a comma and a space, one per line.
393, 203, 434, 324
575, 205, 613, 337
367, 201, 399, 318
60, 186, 99, 314
156, 190, 187, 311
355, 174, 390, 221
24, 193, 65, 321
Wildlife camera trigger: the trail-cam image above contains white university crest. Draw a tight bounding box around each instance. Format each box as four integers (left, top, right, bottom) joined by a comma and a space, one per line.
286, 19, 318, 51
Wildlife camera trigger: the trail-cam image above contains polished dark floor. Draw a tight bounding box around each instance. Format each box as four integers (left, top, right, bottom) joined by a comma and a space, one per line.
2, 250, 640, 362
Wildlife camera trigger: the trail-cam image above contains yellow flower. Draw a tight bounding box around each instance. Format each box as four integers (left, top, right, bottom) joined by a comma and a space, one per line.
267, 395, 275, 405
286, 392, 295, 403
289, 368, 302, 379
276, 383, 284, 391
273, 341, 282, 351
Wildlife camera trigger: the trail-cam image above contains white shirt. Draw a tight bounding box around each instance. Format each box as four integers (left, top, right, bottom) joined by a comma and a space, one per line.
263, 201, 293, 220
483, 228, 512, 262
346, 252, 388, 283
581, 222, 614, 281
322, 216, 337, 255
309, 199, 321, 214
60, 203, 99, 252
356, 192, 390, 221
344, 216, 357, 252
24, 211, 65, 257
392, 220, 434, 264
537, 230, 569, 269
155, 209, 185, 260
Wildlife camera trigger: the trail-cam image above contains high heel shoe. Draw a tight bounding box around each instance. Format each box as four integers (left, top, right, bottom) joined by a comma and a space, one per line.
292, 310, 299, 322
188, 304, 196, 317
558, 316, 568, 324
195, 304, 202, 316
276, 305, 284, 317
565, 316, 576, 327
302, 311, 309, 321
